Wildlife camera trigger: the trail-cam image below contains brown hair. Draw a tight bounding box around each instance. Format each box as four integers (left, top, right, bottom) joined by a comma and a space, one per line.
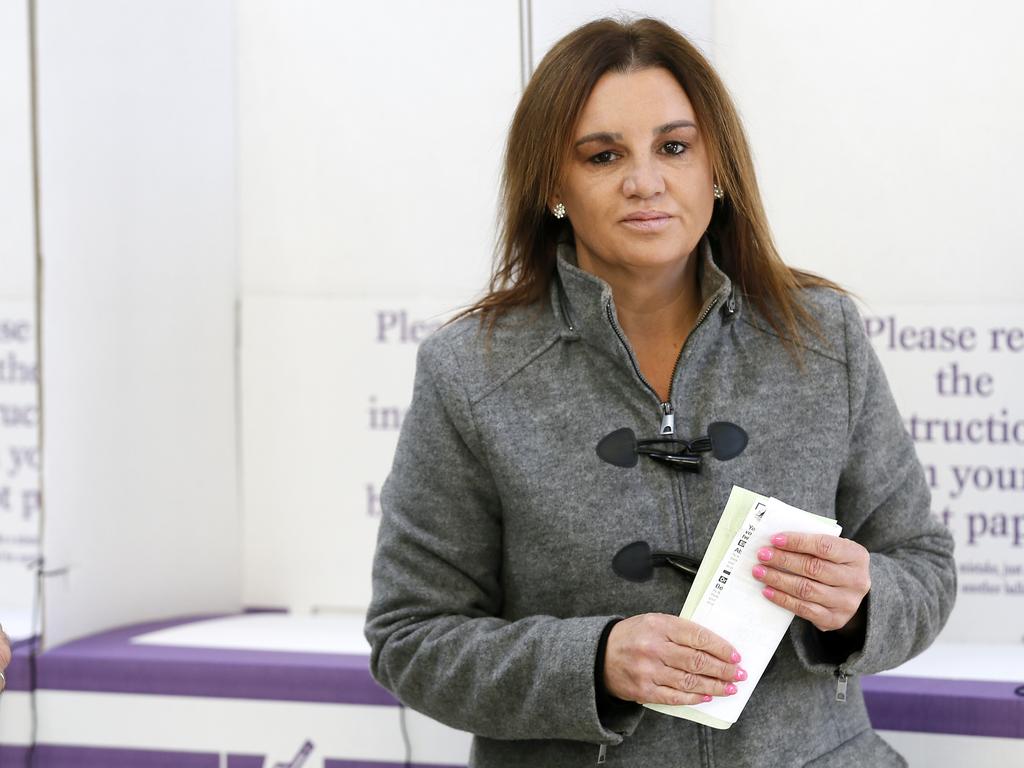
459, 16, 841, 352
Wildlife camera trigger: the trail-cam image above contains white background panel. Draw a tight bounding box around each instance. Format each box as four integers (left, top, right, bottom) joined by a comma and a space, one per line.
0, 300, 39, 641
38, 0, 240, 648
0, 0, 34, 299
241, 294, 460, 611
865, 305, 1024, 643
713, 0, 1024, 304
0, 0, 40, 641
238, 0, 521, 298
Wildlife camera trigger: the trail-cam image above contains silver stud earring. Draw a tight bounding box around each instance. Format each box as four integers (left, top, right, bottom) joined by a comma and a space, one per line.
713, 183, 724, 201
552, 202, 566, 219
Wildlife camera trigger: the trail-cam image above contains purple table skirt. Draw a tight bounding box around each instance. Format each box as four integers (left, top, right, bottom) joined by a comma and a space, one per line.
4, 614, 1023, 738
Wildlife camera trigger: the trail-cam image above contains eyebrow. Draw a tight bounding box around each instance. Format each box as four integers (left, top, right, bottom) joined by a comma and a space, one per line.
573, 120, 697, 148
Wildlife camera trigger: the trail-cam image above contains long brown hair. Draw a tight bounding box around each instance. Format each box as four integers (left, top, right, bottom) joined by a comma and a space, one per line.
460, 17, 841, 352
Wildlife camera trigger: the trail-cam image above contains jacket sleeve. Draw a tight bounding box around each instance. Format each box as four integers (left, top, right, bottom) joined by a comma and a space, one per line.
790, 294, 957, 675
364, 334, 641, 744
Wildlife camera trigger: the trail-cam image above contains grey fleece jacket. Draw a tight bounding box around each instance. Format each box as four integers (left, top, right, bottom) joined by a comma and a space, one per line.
365, 240, 957, 768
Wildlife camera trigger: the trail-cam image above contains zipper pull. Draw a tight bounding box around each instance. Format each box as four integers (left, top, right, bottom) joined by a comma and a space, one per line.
659, 402, 675, 436
726, 291, 737, 315
835, 670, 848, 702
597, 744, 607, 764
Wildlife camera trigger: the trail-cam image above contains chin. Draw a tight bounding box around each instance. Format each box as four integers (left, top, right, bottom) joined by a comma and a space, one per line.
616, 240, 696, 269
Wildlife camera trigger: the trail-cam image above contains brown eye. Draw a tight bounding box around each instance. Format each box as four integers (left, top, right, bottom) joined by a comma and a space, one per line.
662, 141, 688, 156
589, 150, 618, 164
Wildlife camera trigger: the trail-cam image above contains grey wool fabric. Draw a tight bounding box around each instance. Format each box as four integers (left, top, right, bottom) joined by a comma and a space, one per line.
364, 239, 956, 767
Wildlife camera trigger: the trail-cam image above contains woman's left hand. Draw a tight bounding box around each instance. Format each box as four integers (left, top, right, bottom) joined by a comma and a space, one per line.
751, 532, 871, 633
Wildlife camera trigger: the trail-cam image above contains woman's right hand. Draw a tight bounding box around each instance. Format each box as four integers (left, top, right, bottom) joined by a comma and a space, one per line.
603, 613, 746, 706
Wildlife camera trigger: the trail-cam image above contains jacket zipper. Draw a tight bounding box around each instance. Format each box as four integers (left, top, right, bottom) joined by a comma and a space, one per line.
604, 288, 726, 437
835, 667, 849, 702
597, 744, 607, 764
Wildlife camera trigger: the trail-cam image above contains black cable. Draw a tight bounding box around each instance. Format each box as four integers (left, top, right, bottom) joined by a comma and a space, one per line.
398, 702, 412, 768
23, 559, 43, 768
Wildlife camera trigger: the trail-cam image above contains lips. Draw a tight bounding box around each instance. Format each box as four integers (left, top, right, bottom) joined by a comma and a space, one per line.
620, 210, 672, 232
621, 210, 670, 222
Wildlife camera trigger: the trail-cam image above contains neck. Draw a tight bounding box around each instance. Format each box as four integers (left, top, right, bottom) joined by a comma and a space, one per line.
577, 246, 703, 345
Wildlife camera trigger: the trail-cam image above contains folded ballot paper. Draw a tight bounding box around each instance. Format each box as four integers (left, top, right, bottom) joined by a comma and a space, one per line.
645, 486, 842, 729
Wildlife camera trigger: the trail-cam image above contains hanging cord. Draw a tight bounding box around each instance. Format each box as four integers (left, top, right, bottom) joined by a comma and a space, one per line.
398, 703, 413, 768
22, 561, 42, 768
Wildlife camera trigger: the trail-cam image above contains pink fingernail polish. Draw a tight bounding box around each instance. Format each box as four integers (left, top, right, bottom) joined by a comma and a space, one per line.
702, 694, 713, 703
734, 667, 748, 682
771, 534, 787, 546
757, 547, 773, 561
762, 587, 776, 599
725, 683, 738, 695
731, 651, 742, 663
752, 565, 767, 579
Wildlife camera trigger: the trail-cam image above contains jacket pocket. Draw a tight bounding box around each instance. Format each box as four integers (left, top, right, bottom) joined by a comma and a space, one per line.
802, 727, 907, 768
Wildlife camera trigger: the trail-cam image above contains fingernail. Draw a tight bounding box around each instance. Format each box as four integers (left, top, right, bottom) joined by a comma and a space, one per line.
725, 683, 738, 695
734, 667, 748, 682
757, 547, 773, 561
752, 564, 767, 579
771, 534, 787, 546
762, 587, 776, 599
731, 651, 742, 663
702, 694, 713, 703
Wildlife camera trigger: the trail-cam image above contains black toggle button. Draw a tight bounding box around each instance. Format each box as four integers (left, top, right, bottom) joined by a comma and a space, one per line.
596, 421, 748, 472
612, 541, 702, 583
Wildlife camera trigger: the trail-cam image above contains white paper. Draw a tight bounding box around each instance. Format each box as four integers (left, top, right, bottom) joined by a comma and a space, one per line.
647, 493, 841, 726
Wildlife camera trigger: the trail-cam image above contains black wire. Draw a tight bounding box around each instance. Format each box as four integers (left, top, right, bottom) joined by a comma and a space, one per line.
398, 702, 412, 768
22, 559, 43, 768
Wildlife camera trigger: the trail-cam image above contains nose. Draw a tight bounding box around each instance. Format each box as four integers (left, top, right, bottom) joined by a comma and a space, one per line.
621, 155, 665, 199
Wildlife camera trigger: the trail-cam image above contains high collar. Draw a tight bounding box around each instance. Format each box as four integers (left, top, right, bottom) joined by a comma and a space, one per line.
550, 237, 739, 359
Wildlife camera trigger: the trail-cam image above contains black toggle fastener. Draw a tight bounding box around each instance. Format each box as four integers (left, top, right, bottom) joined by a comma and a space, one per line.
612, 541, 702, 583
596, 421, 748, 472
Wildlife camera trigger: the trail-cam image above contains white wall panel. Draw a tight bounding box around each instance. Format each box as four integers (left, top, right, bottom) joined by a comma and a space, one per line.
0, 0, 34, 299
0, 0, 40, 642
241, 294, 459, 611
714, 0, 1024, 304
0, 300, 38, 642
866, 304, 1024, 643
39, 0, 240, 647
238, 1, 522, 612
714, 1, 1024, 647
238, 0, 521, 299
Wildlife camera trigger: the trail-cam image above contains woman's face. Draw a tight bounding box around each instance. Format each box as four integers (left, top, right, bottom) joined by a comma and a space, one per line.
554, 67, 715, 278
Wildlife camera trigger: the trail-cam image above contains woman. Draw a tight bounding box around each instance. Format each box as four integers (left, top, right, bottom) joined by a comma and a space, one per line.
365, 17, 955, 767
